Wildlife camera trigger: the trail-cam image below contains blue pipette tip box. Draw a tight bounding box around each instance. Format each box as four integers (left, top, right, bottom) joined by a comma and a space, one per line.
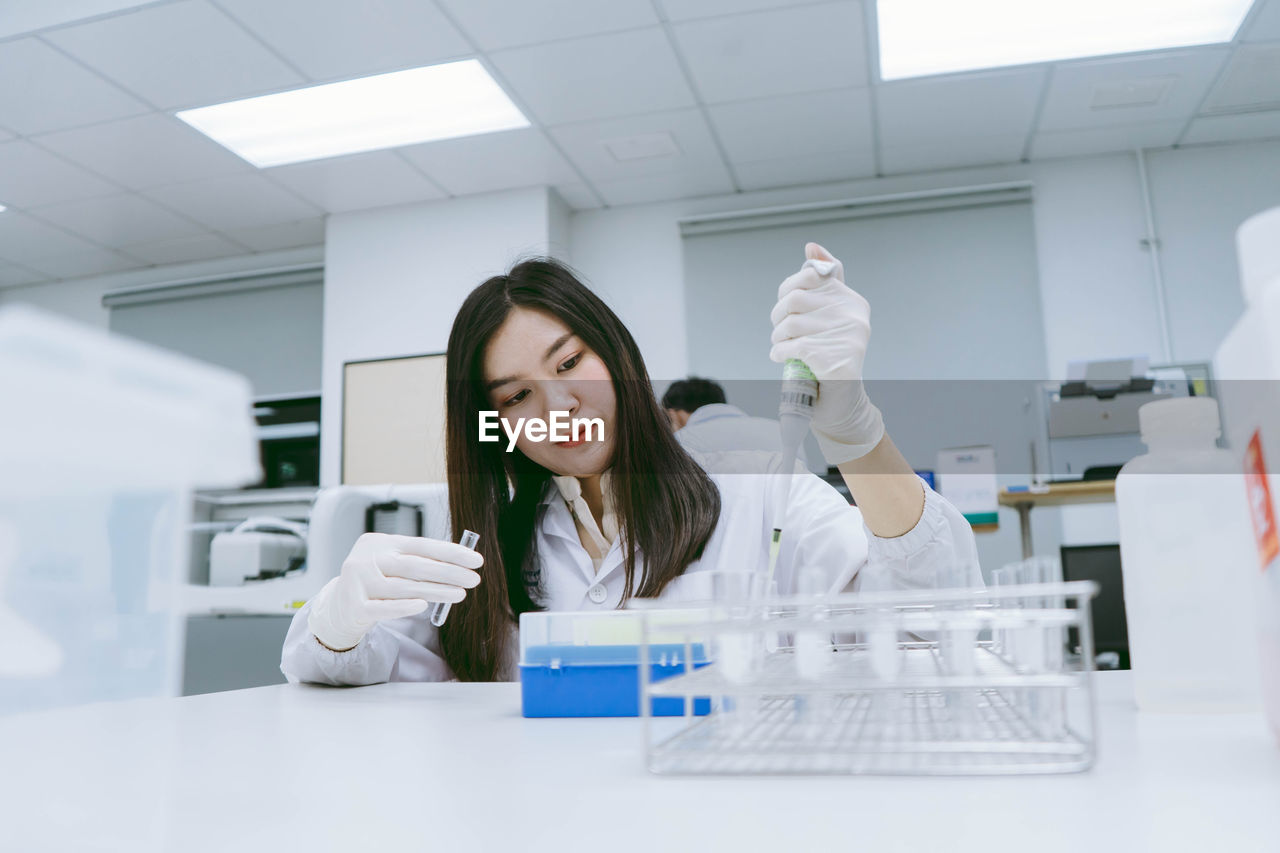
518, 611, 711, 718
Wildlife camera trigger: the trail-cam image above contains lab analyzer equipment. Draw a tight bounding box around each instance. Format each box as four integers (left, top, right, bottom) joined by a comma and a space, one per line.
632, 565, 1099, 775
183, 483, 449, 615
208, 516, 307, 587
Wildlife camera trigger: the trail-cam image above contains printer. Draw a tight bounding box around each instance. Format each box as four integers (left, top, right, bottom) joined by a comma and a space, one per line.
1037, 358, 1204, 480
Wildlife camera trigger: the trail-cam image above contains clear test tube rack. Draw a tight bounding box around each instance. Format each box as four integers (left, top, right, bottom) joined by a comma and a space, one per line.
634, 581, 1100, 776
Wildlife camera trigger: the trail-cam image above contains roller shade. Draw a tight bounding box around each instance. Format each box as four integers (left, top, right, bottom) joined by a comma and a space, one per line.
680, 184, 1044, 382
105, 265, 323, 398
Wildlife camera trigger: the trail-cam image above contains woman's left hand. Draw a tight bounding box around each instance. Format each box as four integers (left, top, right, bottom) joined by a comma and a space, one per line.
769, 243, 885, 463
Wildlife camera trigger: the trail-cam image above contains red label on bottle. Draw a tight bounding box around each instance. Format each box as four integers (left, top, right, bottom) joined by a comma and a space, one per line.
1244, 430, 1279, 571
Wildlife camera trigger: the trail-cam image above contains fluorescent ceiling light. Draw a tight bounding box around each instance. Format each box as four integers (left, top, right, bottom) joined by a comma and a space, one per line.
877, 0, 1257, 81
176, 59, 529, 168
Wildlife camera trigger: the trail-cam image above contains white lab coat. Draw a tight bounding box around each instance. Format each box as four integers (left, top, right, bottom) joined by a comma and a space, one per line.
280, 450, 980, 685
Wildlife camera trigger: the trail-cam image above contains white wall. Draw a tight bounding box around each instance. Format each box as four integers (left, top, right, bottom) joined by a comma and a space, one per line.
0, 274, 113, 329
568, 200, 687, 381
0, 246, 324, 332
320, 187, 564, 486
1148, 141, 1280, 363
1030, 155, 1167, 373
569, 139, 1280, 382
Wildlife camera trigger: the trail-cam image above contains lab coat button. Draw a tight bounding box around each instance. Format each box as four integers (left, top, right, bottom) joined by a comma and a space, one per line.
587, 583, 608, 604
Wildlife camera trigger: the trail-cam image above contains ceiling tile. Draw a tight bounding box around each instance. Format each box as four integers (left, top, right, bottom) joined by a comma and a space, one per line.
552, 183, 602, 209
23, 248, 144, 280
0, 262, 50, 288
880, 132, 1027, 175
1182, 109, 1280, 144
659, 0, 820, 21
437, 0, 657, 51
672, 1, 867, 103
0, 1, 159, 40
0, 38, 149, 135
708, 88, 872, 162
549, 109, 732, 186
0, 212, 102, 262
398, 129, 580, 196
35, 113, 254, 191
489, 28, 695, 125
30, 194, 206, 246
266, 150, 447, 213
592, 169, 733, 205
216, 0, 472, 82
1202, 43, 1280, 112
144, 174, 321, 231
1243, 0, 1280, 41
1031, 121, 1185, 160
0, 127, 13, 142
1038, 50, 1230, 131
45, 0, 306, 110
222, 218, 326, 252
734, 148, 876, 190
0, 140, 120, 208
878, 69, 1045, 147
124, 233, 248, 265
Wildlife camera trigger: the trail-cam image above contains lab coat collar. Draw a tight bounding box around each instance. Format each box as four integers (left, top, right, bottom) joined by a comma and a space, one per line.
539, 473, 629, 587
540, 498, 599, 585
540, 497, 628, 586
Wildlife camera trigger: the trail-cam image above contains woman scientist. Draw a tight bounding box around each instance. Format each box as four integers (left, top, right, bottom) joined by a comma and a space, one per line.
281, 244, 980, 684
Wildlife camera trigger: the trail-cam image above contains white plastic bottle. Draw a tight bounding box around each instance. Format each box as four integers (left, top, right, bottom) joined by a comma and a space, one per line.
1214, 205, 1280, 742
1116, 397, 1262, 712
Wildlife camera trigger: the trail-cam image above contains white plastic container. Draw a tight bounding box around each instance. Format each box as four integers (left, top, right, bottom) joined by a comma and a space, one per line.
0, 306, 258, 714
1214, 205, 1280, 741
1115, 397, 1261, 712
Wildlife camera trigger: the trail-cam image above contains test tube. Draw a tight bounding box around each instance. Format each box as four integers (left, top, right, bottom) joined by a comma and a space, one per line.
428, 529, 480, 627
794, 564, 832, 681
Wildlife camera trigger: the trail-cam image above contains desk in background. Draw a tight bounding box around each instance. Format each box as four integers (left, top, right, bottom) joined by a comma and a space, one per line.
999, 480, 1117, 558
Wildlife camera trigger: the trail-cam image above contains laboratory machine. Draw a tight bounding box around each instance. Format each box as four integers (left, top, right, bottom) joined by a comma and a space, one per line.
1031, 357, 1211, 482
183, 483, 450, 615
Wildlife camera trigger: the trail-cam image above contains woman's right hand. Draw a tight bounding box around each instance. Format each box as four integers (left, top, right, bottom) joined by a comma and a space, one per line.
307, 533, 483, 652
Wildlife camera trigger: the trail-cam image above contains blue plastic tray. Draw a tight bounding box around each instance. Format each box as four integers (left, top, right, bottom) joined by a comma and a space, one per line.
520, 643, 711, 718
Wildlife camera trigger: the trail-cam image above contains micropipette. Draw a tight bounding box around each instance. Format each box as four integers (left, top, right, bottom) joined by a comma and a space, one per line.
767, 256, 835, 584
428, 529, 480, 627
768, 358, 817, 583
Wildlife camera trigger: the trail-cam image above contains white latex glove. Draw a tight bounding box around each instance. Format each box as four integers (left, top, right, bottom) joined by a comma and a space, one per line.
769, 242, 885, 463
307, 532, 482, 652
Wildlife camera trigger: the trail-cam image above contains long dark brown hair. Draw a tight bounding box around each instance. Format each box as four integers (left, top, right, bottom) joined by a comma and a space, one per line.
441, 258, 721, 681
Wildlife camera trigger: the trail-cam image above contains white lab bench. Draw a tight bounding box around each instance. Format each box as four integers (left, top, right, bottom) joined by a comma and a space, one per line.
0, 672, 1275, 853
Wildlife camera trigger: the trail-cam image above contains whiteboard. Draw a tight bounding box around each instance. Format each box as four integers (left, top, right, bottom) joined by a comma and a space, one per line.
342, 353, 447, 485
